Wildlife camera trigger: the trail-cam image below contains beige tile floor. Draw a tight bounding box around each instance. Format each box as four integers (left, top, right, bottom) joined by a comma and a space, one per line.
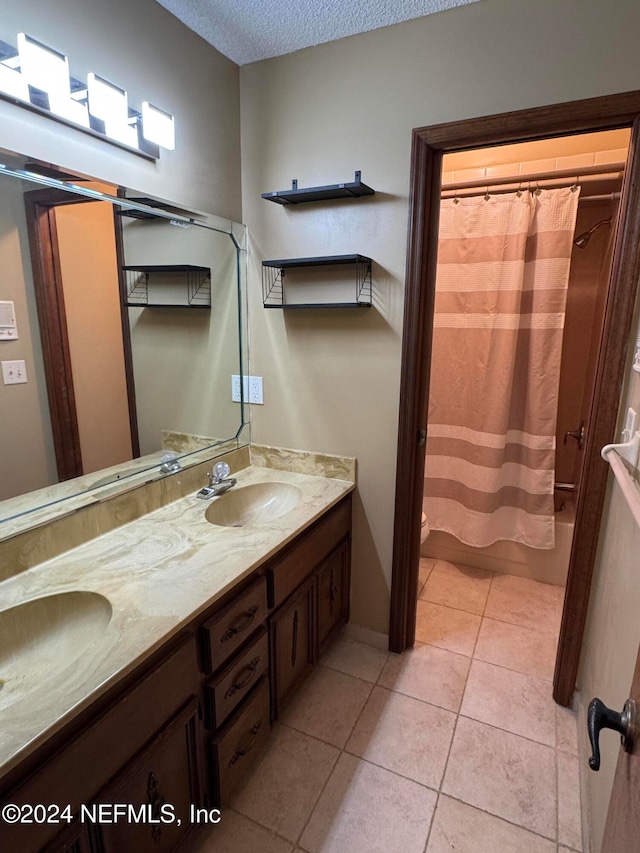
194, 559, 583, 853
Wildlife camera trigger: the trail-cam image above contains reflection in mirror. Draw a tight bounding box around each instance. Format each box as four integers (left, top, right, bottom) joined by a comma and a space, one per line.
0, 156, 247, 535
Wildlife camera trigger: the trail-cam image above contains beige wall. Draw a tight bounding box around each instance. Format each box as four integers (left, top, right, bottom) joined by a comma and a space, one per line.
0, 0, 241, 221
55, 202, 133, 474
578, 362, 640, 849
240, 0, 640, 635
0, 178, 56, 500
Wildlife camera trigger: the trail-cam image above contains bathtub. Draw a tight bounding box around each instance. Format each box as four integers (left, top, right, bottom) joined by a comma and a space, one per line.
421, 497, 575, 586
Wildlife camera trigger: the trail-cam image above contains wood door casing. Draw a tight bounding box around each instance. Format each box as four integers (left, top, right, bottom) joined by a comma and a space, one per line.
23, 188, 140, 482
24, 194, 83, 481
390, 91, 640, 712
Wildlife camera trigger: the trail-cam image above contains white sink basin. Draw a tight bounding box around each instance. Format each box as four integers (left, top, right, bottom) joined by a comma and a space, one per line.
0, 591, 112, 709
205, 482, 302, 527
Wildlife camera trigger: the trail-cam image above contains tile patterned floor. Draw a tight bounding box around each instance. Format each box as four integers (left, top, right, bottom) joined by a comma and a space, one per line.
194, 559, 583, 852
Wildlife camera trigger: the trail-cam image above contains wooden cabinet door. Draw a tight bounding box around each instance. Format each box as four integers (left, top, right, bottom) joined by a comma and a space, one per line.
270, 576, 315, 717
317, 538, 350, 651
95, 699, 202, 853
42, 822, 92, 853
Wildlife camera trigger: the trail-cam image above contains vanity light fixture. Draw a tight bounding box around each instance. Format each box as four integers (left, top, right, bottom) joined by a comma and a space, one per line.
0, 33, 176, 159
141, 101, 175, 151
17, 33, 89, 128
87, 73, 138, 149
0, 45, 28, 101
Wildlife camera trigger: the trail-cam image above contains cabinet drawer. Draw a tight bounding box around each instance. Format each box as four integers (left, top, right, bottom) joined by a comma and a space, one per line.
207, 628, 269, 729
201, 576, 267, 674
211, 678, 270, 804
268, 496, 351, 609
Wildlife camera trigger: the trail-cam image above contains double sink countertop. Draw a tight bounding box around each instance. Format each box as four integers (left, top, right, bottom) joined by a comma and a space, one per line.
0, 450, 355, 780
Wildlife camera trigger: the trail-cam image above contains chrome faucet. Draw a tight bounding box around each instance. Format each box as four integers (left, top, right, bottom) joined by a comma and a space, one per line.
159, 452, 182, 475
196, 461, 237, 500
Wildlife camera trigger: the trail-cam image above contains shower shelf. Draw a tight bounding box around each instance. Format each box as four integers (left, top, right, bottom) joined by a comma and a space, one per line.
122, 264, 211, 309
261, 172, 375, 205
262, 254, 372, 309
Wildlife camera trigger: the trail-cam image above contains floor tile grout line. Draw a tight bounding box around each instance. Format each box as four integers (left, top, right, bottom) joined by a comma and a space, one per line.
456, 710, 558, 751
420, 594, 561, 636
286, 668, 378, 851
422, 791, 439, 853
318, 659, 387, 688
288, 722, 342, 851
420, 564, 570, 848
220, 806, 300, 850
435, 791, 562, 846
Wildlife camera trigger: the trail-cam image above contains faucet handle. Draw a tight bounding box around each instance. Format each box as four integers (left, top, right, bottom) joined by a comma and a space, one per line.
211, 461, 231, 484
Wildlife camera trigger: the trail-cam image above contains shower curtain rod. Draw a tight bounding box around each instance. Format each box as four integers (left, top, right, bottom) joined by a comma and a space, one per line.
441, 161, 625, 197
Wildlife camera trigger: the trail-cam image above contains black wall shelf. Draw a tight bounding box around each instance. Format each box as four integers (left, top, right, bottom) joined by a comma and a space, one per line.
262, 171, 375, 205
262, 254, 372, 309
122, 264, 211, 309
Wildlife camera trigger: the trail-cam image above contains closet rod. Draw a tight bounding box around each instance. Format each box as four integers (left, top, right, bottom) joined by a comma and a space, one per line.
441, 161, 625, 193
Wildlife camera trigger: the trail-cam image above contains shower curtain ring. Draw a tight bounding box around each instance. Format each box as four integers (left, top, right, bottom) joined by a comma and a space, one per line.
517, 181, 523, 197
453, 188, 459, 204
571, 176, 579, 193
534, 179, 541, 196
484, 185, 490, 201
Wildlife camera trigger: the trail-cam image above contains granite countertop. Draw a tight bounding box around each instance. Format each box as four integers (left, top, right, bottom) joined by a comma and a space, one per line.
0, 458, 355, 779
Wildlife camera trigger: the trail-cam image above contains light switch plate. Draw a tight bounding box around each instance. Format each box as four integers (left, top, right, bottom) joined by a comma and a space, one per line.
623, 407, 637, 442
2, 359, 27, 384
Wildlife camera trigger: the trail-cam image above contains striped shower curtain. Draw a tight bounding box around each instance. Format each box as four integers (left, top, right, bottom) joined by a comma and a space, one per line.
424, 187, 580, 549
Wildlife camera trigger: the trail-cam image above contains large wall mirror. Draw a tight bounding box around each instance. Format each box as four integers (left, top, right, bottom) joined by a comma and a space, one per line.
0, 149, 248, 537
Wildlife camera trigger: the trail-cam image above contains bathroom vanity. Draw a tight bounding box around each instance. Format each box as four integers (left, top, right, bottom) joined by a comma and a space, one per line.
0, 449, 354, 852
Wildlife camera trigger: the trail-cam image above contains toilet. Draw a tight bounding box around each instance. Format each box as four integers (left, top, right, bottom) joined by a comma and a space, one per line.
420, 511, 430, 543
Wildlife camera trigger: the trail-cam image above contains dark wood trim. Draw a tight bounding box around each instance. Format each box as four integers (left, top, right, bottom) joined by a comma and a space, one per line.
390, 91, 640, 704
23, 187, 140, 477
389, 134, 442, 652
554, 116, 640, 704
412, 90, 640, 151
113, 206, 141, 458
24, 193, 83, 481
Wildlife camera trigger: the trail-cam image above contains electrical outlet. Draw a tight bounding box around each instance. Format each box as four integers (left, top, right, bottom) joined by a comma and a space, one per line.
2, 359, 27, 385
231, 374, 242, 402
249, 376, 263, 405
232, 375, 263, 404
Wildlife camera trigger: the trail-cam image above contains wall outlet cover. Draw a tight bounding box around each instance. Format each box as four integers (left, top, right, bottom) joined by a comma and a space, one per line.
249, 375, 263, 405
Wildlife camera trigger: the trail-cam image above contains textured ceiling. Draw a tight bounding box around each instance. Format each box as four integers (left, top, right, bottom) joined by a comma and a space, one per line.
154, 0, 482, 66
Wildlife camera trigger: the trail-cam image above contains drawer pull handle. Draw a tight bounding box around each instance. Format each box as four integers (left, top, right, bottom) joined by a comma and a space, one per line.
225, 656, 261, 698
147, 771, 166, 844
221, 605, 259, 642
291, 609, 299, 668
229, 720, 262, 766
329, 568, 336, 616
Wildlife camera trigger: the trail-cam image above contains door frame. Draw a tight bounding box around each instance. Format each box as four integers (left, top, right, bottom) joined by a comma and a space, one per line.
24, 188, 140, 481
389, 91, 640, 707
